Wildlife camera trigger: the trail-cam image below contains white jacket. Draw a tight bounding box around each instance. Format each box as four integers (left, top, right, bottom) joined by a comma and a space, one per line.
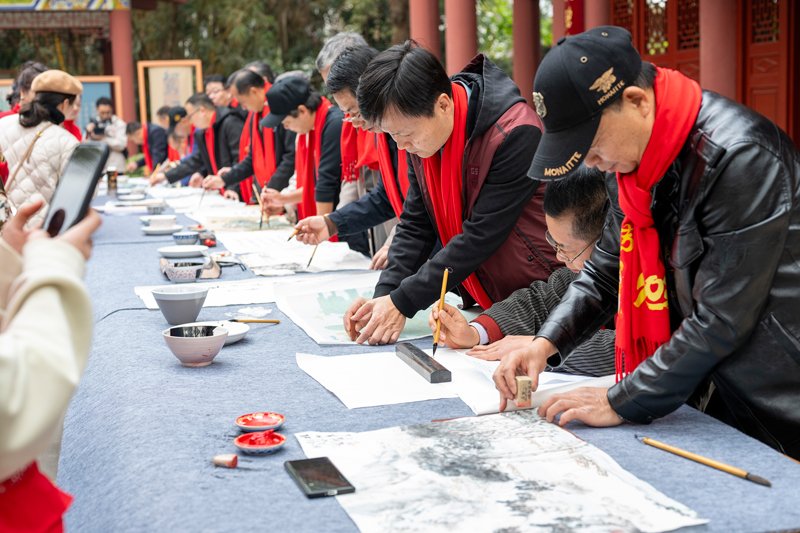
96, 114, 127, 171
0, 114, 79, 228
0, 238, 91, 482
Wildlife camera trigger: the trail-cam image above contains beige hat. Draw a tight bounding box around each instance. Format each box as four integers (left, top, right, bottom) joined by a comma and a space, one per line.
30, 70, 83, 96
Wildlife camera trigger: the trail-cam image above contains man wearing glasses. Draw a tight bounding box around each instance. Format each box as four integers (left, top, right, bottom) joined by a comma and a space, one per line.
427, 165, 615, 378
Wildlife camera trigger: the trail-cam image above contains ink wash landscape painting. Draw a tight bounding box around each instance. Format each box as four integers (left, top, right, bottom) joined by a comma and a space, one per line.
296, 411, 708, 533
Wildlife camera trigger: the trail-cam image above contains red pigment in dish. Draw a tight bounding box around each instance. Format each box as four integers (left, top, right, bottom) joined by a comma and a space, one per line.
240, 413, 281, 426
242, 430, 283, 446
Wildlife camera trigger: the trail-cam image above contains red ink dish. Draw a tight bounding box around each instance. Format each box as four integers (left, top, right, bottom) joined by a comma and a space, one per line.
233, 430, 286, 455
235, 412, 285, 432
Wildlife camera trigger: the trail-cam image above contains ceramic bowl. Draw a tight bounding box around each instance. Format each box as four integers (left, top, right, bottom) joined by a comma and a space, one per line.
151, 285, 209, 325
143, 214, 177, 228
162, 325, 228, 367
165, 260, 208, 283
172, 231, 199, 245
233, 430, 286, 455
235, 412, 285, 433
180, 320, 249, 345
147, 203, 166, 215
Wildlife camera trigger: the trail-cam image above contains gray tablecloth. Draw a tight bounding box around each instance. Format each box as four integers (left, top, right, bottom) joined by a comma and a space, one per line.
58, 203, 800, 532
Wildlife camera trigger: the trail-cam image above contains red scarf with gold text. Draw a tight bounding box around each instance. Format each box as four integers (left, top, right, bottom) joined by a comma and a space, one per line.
615, 67, 702, 379
422, 82, 493, 309
376, 133, 409, 219
295, 97, 333, 220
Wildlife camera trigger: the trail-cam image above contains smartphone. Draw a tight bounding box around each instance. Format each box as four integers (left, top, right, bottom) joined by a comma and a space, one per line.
44, 142, 109, 236
285, 457, 355, 498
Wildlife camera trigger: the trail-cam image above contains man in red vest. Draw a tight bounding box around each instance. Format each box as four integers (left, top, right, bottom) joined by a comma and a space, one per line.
495, 27, 800, 459
346, 42, 561, 345
201, 68, 296, 206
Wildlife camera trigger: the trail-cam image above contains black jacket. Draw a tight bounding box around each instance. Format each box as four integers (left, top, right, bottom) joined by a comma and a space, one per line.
221, 118, 297, 192
164, 106, 245, 194
327, 134, 401, 235
313, 105, 344, 205
136, 122, 168, 169
538, 92, 800, 458
373, 57, 548, 318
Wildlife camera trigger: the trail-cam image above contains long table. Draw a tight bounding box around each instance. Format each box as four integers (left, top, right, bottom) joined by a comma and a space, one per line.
57, 199, 800, 532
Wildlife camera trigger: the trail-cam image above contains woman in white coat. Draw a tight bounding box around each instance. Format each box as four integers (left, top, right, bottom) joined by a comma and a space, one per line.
0, 70, 82, 228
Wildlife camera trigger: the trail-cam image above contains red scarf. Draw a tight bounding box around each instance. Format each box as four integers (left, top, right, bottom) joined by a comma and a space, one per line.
142, 122, 153, 173
615, 67, 702, 380
295, 97, 333, 220
63, 120, 81, 141
167, 143, 182, 162
341, 124, 381, 182
0, 463, 72, 532
0, 103, 20, 120
239, 112, 254, 204
188, 125, 195, 151
422, 83, 493, 310
341, 121, 359, 182
376, 133, 409, 219
204, 112, 218, 174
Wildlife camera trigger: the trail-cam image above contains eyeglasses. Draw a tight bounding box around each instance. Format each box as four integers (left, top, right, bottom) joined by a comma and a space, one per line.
545, 230, 602, 264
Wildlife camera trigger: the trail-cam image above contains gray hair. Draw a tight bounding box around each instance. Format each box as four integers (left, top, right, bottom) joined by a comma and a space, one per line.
275, 70, 311, 83
315, 32, 368, 73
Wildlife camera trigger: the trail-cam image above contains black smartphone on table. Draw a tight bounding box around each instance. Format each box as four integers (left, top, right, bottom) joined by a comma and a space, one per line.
44, 142, 108, 236
285, 457, 355, 498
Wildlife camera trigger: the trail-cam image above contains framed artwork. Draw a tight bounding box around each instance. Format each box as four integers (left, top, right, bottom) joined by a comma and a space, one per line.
137, 60, 203, 125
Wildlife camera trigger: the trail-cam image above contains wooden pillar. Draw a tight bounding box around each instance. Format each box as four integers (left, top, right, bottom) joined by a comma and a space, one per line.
584, 0, 610, 30
699, 0, 737, 99
513, 0, 540, 106
552, 0, 566, 43
109, 9, 136, 124
444, 0, 477, 75
409, 0, 441, 58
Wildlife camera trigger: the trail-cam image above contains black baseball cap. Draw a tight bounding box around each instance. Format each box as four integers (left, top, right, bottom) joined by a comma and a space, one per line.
528, 26, 642, 181
260, 76, 311, 128
167, 106, 187, 135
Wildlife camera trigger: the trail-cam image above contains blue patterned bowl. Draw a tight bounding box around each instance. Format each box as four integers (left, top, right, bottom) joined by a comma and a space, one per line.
173, 231, 200, 245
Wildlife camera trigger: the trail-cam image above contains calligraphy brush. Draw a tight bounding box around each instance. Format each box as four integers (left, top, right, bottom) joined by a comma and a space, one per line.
307, 244, 319, 268
432, 267, 452, 357
288, 228, 300, 241
635, 435, 771, 487
252, 182, 267, 229
198, 187, 206, 207
227, 319, 280, 324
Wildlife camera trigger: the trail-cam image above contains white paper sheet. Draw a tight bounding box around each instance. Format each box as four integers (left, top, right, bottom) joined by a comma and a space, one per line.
295, 346, 611, 414
214, 229, 373, 274
296, 412, 708, 533
296, 352, 457, 408
275, 271, 461, 344
433, 348, 615, 415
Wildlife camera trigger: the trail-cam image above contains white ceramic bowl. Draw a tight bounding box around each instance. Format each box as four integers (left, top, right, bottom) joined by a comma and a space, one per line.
173, 231, 200, 245
162, 325, 228, 367
151, 285, 209, 325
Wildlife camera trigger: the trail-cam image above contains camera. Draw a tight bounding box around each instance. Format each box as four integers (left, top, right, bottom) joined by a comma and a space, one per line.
90, 116, 111, 136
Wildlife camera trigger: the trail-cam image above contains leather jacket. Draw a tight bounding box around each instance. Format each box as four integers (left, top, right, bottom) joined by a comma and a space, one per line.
537, 91, 800, 458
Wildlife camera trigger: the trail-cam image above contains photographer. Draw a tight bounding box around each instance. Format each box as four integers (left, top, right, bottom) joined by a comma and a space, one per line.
84, 96, 126, 171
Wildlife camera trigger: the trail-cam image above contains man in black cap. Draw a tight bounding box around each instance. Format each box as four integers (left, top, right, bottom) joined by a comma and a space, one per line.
493, 26, 800, 459
201, 68, 296, 206
124, 120, 167, 174
151, 93, 244, 200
